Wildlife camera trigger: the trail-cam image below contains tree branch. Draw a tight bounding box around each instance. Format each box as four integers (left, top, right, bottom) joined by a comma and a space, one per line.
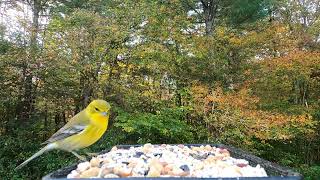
200, 0, 208, 8
184, 0, 203, 18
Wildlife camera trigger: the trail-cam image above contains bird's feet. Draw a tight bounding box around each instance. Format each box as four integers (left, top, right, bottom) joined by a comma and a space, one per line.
71, 151, 87, 161
86, 152, 99, 158
86, 152, 99, 157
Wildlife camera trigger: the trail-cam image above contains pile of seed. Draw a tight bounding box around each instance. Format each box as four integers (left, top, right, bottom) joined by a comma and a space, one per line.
67, 144, 267, 178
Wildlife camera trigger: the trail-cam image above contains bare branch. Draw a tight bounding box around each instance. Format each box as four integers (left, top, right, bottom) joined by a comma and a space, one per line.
200, 0, 208, 8
184, 0, 203, 18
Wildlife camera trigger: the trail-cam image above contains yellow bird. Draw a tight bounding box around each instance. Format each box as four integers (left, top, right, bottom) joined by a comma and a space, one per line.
15, 99, 111, 170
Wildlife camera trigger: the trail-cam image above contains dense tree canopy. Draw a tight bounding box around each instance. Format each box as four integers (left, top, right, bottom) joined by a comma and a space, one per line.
0, 0, 319, 179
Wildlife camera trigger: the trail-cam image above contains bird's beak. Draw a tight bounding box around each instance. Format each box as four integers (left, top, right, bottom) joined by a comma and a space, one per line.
101, 112, 108, 116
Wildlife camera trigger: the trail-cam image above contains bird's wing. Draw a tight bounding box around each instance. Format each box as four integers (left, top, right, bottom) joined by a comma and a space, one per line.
42, 110, 90, 144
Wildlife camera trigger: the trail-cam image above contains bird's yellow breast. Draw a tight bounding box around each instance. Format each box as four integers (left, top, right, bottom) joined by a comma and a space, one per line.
56, 114, 109, 151
90, 113, 109, 128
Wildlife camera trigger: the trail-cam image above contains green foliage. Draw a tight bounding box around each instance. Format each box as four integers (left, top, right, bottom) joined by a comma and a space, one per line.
204, 108, 250, 146
0, 40, 10, 54
224, 0, 274, 25
115, 107, 195, 144
0, 127, 76, 179
300, 165, 320, 180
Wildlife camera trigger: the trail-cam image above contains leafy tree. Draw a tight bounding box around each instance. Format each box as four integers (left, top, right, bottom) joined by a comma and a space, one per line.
0, 0, 319, 179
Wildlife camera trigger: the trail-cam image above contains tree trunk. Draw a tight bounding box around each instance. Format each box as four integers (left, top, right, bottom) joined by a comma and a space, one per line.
201, 0, 218, 35
19, 0, 41, 122
54, 112, 61, 132
43, 104, 48, 141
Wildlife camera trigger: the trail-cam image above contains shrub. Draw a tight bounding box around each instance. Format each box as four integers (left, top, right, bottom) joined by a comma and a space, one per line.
114, 107, 195, 144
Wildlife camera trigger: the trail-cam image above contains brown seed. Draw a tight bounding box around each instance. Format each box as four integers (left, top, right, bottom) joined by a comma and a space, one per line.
149, 158, 163, 171
113, 166, 121, 175
237, 163, 248, 168
79, 167, 100, 178
101, 167, 113, 177
215, 154, 225, 160
223, 151, 230, 157
163, 164, 173, 174
119, 168, 132, 177
147, 167, 161, 177
159, 161, 168, 167
206, 155, 218, 163
193, 163, 204, 170
168, 167, 184, 176
90, 157, 101, 167
179, 171, 190, 176
219, 148, 229, 154
204, 145, 212, 151
113, 166, 132, 177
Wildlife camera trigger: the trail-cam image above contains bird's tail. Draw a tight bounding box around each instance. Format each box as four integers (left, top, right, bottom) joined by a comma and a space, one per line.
15, 143, 57, 170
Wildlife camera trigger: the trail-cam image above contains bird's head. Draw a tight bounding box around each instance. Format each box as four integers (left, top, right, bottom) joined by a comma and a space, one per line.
86, 99, 111, 117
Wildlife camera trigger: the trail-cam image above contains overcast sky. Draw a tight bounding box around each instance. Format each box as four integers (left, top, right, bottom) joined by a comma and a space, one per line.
0, 2, 33, 38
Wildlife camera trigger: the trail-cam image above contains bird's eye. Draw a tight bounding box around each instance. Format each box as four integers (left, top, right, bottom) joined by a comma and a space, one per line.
95, 107, 100, 111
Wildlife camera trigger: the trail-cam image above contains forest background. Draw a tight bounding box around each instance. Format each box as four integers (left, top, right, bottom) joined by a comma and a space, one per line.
0, 0, 319, 179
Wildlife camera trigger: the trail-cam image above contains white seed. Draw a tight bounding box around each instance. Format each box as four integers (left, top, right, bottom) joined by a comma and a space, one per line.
76, 161, 90, 172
